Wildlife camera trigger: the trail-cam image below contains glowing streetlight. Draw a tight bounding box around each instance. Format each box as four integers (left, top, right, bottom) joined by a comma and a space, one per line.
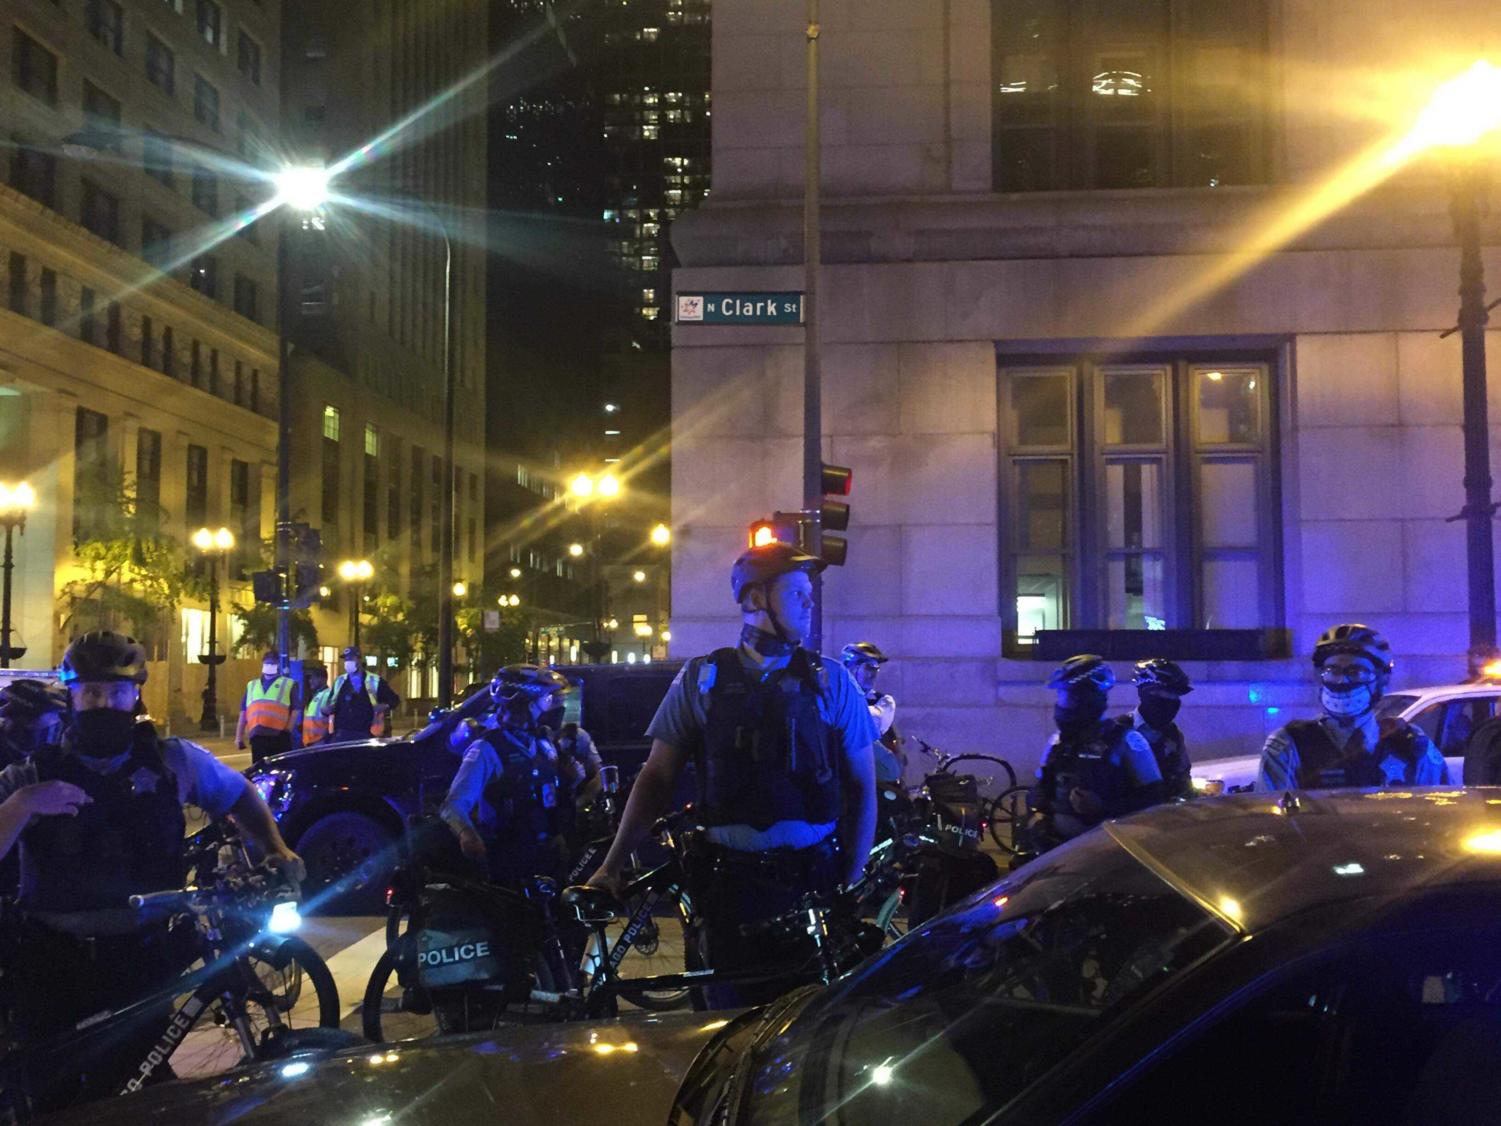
632, 570, 646, 583
568, 543, 585, 558
597, 473, 621, 498
660, 629, 672, 642
570, 473, 595, 499
1400, 60, 1501, 157
191, 526, 235, 731
338, 559, 374, 646
509, 566, 523, 579
273, 164, 333, 212
452, 581, 467, 598
650, 523, 671, 546
497, 593, 520, 608
191, 525, 236, 553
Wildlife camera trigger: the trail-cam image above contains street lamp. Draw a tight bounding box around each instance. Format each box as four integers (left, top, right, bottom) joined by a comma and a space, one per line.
509, 567, 522, 579
568, 542, 585, 558
0, 482, 36, 668
338, 558, 374, 646
191, 525, 235, 731
1402, 61, 1501, 674
650, 523, 671, 547
452, 581, 468, 598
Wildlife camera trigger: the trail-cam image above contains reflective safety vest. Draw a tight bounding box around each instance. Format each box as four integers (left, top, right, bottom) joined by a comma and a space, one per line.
303, 687, 334, 743
329, 673, 387, 736
244, 676, 296, 736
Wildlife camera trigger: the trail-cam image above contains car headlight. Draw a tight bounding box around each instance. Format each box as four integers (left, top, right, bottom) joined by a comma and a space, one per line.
1191, 776, 1225, 796
251, 771, 294, 814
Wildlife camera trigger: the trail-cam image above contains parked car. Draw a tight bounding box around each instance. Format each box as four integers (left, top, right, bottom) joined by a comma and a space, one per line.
251, 662, 681, 912
61, 789, 1501, 1124
1190, 678, 1494, 792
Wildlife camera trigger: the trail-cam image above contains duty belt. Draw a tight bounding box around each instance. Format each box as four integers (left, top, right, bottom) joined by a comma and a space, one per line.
695, 835, 839, 884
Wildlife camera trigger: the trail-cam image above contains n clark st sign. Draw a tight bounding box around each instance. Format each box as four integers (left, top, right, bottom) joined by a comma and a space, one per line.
675, 292, 804, 325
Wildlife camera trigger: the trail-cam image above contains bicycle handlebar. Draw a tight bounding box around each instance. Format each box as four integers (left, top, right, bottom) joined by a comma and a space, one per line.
127, 888, 194, 911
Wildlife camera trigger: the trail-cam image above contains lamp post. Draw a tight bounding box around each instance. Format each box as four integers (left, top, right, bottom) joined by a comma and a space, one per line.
192, 526, 235, 731
0, 482, 36, 668
570, 473, 623, 658
338, 558, 373, 647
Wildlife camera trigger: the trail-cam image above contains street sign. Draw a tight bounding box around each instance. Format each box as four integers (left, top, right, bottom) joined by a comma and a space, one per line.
483, 610, 501, 632
676, 292, 803, 326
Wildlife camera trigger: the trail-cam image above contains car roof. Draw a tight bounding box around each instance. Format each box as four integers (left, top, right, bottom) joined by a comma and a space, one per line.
1391, 682, 1500, 700
1106, 789, 1501, 933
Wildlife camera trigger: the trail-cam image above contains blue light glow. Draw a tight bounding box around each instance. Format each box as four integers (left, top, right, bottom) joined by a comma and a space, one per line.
268, 901, 301, 934
1266, 706, 1281, 716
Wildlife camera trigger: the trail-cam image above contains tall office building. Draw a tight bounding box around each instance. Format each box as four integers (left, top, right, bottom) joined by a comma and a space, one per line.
0, 0, 282, 722
281, 0, 489, 696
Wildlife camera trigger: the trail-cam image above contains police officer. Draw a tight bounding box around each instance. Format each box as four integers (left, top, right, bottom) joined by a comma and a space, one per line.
586, 542, 878, 1007
841, 641, 906, 785
321, 646, 400, 742
1029, 655, 1164, 849
0, 631, 302, 1109
1129, 658, 1195, 799
1257, 623, 1447, 790
0, 678, 68, 767
440, 664, 574, 884
236, 652, 301, 765
300, 663, 332, 747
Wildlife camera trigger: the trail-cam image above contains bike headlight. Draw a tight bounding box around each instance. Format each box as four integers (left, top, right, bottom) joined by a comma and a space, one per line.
267, 901, 302, 934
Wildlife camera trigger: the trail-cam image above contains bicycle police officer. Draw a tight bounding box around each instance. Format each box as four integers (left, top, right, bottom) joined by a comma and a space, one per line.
1129, 658, 1195, 799
440, 664, 579, 884
1257, 623, 1447, 790
1028, 654, 1164, 850
586, 541, 878, 1007
0, 631, 302, 1109
841, 641, 906, 785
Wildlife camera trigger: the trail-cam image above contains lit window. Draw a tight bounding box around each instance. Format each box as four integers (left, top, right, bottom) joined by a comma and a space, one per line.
322, 404, 341, 441
364, 423, 379, 457
640, 307, 659, 320
642, 288, 656, 302
640, 27, 660, 41
641, 126, 658, 140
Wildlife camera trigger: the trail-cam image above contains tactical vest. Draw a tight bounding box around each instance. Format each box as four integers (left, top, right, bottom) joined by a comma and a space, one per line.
695, 647, 840, 831
1042, 715, 1137, 821
244, 676, 296, 735
1140, 721, 1193, 798
330, 673, 386, 736
20, 724, 186, 914
1284, 718, 1423, 789
479, 726, 564, 851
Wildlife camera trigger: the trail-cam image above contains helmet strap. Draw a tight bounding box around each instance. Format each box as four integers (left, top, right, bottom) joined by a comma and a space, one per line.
740, 622, 796, 659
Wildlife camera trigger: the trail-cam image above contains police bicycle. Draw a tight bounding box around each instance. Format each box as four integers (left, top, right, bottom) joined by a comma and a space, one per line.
0, 823, 354, 1119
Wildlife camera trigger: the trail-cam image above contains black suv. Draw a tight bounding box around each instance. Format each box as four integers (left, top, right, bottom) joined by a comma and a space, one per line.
250, 661, 682, 912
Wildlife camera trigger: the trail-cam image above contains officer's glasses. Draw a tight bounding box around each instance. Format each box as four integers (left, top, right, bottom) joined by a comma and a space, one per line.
1318, 665, 1377, 687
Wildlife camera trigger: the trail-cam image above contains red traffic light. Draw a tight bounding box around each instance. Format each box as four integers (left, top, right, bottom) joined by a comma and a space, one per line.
821, 463, 852, 496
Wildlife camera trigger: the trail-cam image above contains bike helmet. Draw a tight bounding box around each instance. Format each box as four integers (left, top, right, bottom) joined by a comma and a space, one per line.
58, 631, 148, 686
730, 542, 827, 605
840, 641, 889, 667
1132, 658, 1193, 696
489, 664, 571, 706
0, 679, 68, 721
1046, 654, 1115, 692
1311, 624, 1394, 676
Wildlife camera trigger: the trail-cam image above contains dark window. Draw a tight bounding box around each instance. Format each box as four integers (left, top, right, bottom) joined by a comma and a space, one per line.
236, 112, 262, 162
363, 451, 379, 547
468, 517, 477, 563
208, 348, 219, 394
185, 444, 208, 528
73, 407, 111, 540
143, 131, 173, 187
196, 0, 222, 48
106, 301, 122, 353
250, 368, 260, 412
141, 217, 171, 264
233, 360, 244, 405
9, 139, 56, 207
321, 433, 340, 526
136, 427, 161, 527
232, 274, 257, 321
38, 269, 56, 326
80, 180, 121, 244
7, 253, 25, 316
388, 450, 402, 539
237, 31, 261, 84
191, 164, 217, 216
79, 287, 97, 345
193, 75, 220, 131
12, 30, 58, 106
229, 458, 254, 578
85, 0, 124, 55
189, 255, 217, 297
234, 196, 259, 243
991, 0, 1270, 192
140, 314, 154, 367
410, 446, 424, 552
162, 325, 175, 376
998, 351, 1279, 653
145, 33, 175, 94
189, 339, 201, 386
83, 82, 123, 151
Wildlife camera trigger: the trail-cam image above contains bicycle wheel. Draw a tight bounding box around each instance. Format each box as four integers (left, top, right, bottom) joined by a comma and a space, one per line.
362, 946, 439, 1043
598, 909, 694, 1012
987, 785, 1032, 854
942, 755, 1018, 802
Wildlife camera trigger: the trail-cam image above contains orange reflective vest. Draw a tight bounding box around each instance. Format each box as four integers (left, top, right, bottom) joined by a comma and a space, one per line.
302, 687, 334, 744
243, 676, 296, 736
329, 673, 387, 737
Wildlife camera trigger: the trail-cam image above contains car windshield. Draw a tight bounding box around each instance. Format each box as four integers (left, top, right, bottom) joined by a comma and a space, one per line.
1376, 693, 1417, 718
742, 833, 1231, 1126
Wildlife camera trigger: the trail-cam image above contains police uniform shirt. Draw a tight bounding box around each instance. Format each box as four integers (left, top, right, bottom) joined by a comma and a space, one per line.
1256, 713, 1448, 791
647, 647, 879, 851
440, 731, 558, 839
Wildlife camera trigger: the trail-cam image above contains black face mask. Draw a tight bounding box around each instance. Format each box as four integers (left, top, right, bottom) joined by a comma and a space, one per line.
1138, 695, 1181, 729
72, 708, 137, 759
538, 704, 565, 732
741, 623, 796, 659
1054, 685, 1109, 734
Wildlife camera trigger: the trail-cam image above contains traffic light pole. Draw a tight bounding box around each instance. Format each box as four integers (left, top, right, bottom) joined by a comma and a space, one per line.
275, 215, 294, 675
802, 0, 824, 654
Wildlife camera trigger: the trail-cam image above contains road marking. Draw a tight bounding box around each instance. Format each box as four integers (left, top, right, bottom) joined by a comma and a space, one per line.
322, 923, 391, 1018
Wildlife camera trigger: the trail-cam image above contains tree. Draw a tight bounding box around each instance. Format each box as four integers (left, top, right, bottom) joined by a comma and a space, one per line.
231, 603, 319, 660
363, 592, 417, 672
456, 593, 528, 682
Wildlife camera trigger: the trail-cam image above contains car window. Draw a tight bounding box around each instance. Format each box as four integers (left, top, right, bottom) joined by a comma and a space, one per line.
605, 676, 670, 742
1435, 697, 1500, 757
1085, 924, 1501, 1125
1408, 702, 1446, 743
1376, 693, 1417, 719
741, 834, 1230, 1126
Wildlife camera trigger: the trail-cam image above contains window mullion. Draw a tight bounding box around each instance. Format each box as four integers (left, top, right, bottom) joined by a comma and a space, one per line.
1078, 362, 1101, 628
1173, 359, 1197, 628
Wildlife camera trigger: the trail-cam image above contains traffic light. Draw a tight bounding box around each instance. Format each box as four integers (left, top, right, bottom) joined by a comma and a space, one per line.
818, 462, 852, 566
748, 512, 800, 549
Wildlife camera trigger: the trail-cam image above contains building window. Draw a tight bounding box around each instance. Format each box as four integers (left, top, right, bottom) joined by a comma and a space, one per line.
193, 75, 220, 131
388, 441, 402, 539
9, 140, 56, 208
136, 427, 162, 526
189, 255, 217, 297
106, 301, 122, 353
208, 347, 219, 394
145, 33, 175, 94
250, 368, 260, 412
321, 430, 339, 526
191, 164, 217, 216
143, 130, 173, 187
991, 0, 1270, 192
162, 325, 175, 376
189, 339, 201, 386
363, 424, 379, 457
998, 350, 1279, 653
185, 444, 208, 528
12, 30, 58, 106
234, 195, 259, 243
83, 82, 123, 150
142, 217, 171, 264
85, 0, 124, 55
140, 314, 154, 367
80, 181, 121, 244
363, 448, 379, 546
232, 274, 257, 321
237, 30, 261, 84
233, 359, 244, 404
38, 269, 56, 326
322, 404, 340, 441
230, 458, 254, 577
74, 408, 111, 540
79, 287, 97, 345
6, 253, 24, 316
196, 0, 222, 49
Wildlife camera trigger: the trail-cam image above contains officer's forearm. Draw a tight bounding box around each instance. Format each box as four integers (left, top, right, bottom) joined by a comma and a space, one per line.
229, 779, 293, 856
0, 791, 31, 861
596, 743, 680, 876
235, 714, 247, 744
440, 801, 477, 839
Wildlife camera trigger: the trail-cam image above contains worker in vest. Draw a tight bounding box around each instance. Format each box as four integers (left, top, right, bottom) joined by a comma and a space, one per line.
236, 652, 301, 767
300, 663, 332, 747
321, 646, 399, 742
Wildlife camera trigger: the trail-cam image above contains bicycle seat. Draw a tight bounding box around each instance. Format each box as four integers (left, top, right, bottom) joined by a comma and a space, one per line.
560, 884, 624, 925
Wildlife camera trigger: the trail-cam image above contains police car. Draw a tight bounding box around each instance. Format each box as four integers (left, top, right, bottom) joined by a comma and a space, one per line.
1190, 679, 1499, 793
